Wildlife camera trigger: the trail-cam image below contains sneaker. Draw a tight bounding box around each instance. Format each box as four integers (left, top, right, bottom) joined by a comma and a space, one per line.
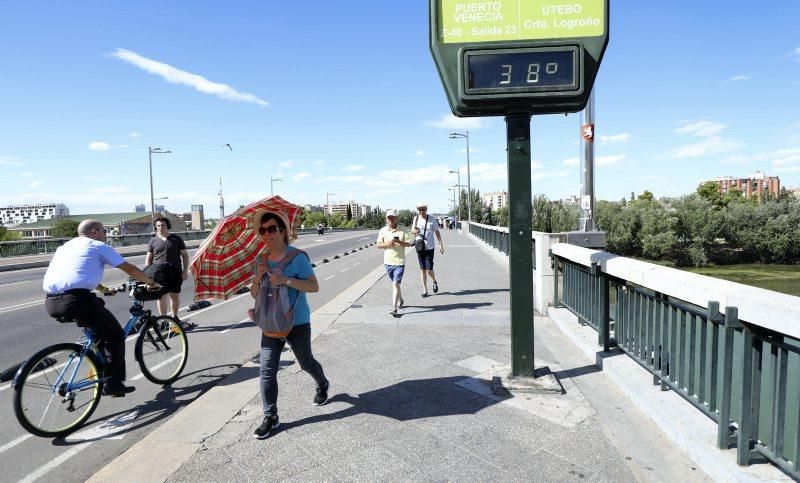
313, 381, 329, 406
432, 282, 439, 293
421, 291, 429, 297
389, 308, 397, 316
398, 298, 404, 308
253, 415, 280, 440
102, 382, 136, 397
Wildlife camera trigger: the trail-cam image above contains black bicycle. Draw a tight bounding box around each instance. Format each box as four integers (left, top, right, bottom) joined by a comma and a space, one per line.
12, 281, 189, 437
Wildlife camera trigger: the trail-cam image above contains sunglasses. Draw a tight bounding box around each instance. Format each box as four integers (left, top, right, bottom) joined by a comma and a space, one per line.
418, 208, 427, 212
258, 225, 283, 236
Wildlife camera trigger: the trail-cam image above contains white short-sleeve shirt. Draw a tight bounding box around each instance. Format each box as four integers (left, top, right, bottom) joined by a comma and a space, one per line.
43, 237, 125, 293
412, 215, 440, 250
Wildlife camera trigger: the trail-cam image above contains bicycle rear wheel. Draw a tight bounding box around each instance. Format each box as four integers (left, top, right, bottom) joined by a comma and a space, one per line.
13, 343, 102, 437
135, 315, 188, 385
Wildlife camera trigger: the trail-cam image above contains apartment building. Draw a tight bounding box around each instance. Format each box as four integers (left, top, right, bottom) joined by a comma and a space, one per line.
708, 171, 780, 199
326, 201, 371, 219
0, 203, 69, 226
482, 191, 509, 211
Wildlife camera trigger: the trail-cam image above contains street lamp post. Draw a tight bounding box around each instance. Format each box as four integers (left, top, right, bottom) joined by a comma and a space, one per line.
270, 177, 283, 196
148, 147, 171, 222
448, 169, 461, 221
449, 131, 472, 222
449, 186, 458, 220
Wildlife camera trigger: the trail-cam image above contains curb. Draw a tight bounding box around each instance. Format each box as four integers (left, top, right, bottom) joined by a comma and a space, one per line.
89, 260, 388, 482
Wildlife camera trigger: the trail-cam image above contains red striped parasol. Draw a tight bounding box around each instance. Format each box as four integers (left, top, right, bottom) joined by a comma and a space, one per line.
190, 196, 303, 300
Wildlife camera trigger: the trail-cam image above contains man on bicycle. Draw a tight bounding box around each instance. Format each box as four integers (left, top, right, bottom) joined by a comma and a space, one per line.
42, 219, 161, 397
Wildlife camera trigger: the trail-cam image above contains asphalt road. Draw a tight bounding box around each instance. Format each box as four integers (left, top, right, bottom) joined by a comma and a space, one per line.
0, 229, 382, 482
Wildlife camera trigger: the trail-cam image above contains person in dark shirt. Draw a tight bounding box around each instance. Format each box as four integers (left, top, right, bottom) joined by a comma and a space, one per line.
145, 217, 189, 324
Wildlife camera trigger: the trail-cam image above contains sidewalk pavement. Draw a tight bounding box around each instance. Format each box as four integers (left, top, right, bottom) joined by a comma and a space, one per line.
91, 229, 712, 482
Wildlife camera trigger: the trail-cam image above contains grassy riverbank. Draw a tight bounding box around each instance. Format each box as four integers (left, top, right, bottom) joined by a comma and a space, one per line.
684, 264, 800, 297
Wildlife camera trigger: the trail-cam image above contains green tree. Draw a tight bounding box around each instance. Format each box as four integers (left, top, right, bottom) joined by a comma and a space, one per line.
301, 211, 326, 228
50, 219, 80, 238
397, 209, 413, 227
637, 190, 655, 202
346, 204, 353, 221
697, 181, 723, 207
329, 213, 345, 228
458, 188, 483, 222
494, 206, 509, 227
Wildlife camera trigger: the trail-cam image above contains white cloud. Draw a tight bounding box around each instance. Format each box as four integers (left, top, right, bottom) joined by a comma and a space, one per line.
293, 172, 311, 181
563, 157, 579, 167
532, 171, 569, 181
775, 166, 800, 173
88, 141, 110, 151
83, 174, 118, 181
278, 160, 293, 168
669, 136, 742, 158
130, 132, 140, 138
675, 120, 726, 137
597, 154, 626, 166
19, 171, 34, 176
639, 175, 659, 181
312, 160, 325, 166
29, 180, 44, 188
467, 162, 507, 181
425, 114, 486, 130
723, 74, 752, 84
789, 46, 800, 61
598, 133, 631, 145
0, 157, 22, 167
770, 147, 800, 166
111, 48, 269, 107
416, 150, 424, 156
323, 175, 364, 184
345, 165, 366, 172
116, 144, 129, 149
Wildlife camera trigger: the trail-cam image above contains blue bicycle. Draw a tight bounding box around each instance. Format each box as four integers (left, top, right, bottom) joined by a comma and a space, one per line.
12, 281, 189, 437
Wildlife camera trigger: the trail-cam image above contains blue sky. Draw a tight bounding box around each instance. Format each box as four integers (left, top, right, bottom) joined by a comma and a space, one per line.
1, 1, 799, 217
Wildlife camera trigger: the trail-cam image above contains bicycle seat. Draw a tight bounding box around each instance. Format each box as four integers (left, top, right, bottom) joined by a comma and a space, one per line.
53, 316, 86, 327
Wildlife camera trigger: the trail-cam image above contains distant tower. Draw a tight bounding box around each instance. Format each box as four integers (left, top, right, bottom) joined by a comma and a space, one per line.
218, 177, 225, 218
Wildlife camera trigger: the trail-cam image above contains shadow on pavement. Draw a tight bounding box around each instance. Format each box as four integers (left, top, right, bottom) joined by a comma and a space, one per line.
50, 363, 243, 445
280, 376, 499, 432
400, 302, 493, 312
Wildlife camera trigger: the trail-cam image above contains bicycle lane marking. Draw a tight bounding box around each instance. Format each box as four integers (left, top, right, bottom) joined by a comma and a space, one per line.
220, 317, 252, 335
130, 356, 183, 381
0, 300, 42, 314
19, 442, 93, 483
18, 411, 139, 481
0, 434, 33, 455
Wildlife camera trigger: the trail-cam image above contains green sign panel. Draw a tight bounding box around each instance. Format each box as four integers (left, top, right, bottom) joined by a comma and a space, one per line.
430, 0, 609, 116
440, 0, 606, 43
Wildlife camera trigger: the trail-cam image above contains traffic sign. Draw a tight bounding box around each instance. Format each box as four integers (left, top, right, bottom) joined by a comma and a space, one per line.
430, 0, 609, 116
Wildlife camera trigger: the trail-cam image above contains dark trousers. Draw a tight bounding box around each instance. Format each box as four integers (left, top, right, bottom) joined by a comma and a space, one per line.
260, 323, 326, 417
45, 291, 126, 382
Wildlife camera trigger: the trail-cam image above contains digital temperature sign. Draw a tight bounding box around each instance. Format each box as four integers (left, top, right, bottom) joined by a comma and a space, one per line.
429, 0, 609, 116
465, 47, 578, 94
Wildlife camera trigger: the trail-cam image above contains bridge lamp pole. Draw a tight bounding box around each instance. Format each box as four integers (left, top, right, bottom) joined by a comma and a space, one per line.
449, 131, 472, 222
270, 177, 283, 196
148, 147, 171, 223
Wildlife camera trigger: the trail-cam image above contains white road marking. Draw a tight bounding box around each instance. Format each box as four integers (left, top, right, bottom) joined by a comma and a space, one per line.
1, 280, 33, 287
354, 262, 360, 266
220, 318, 252, 334
359, 237, 370, 240
340, 267, 350, 273
0, 383, 10, 391
67, 411, 138, 442
324, 275, 335, 281
0, 300, 42, 313
0, 434, 33, 455
19, 441, 92, 483
130, 354, 183, 381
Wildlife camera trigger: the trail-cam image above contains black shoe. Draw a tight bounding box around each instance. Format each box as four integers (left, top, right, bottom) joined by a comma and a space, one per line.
102, 382, 136, 397
421, 291, 429, 297
432, 282, 439, 293
313, 381, 329, 406
253, 415, 280, 440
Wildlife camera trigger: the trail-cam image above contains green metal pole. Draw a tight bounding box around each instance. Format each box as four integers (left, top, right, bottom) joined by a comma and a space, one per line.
506, 114, 534, 377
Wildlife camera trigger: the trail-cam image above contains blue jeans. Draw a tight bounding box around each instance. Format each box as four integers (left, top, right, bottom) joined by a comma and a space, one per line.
260, 323, 327, 417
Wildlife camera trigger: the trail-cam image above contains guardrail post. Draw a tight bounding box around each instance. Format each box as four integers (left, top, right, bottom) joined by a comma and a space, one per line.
595, 263, 610, 351
737, 309, 757, 466
718, 306, 738, 449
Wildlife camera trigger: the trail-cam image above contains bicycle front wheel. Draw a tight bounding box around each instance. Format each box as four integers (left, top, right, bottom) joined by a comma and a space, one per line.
135, 316, 188, 385
13, 343, 102, 437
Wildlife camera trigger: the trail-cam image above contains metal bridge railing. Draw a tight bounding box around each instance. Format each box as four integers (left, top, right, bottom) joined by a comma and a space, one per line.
467, 221, 534, 269
552, 244, 800, 477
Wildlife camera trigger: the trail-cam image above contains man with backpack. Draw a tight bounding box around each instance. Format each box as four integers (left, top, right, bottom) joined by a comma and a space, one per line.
411, 203, 444, 297
249, 210, 329, 440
